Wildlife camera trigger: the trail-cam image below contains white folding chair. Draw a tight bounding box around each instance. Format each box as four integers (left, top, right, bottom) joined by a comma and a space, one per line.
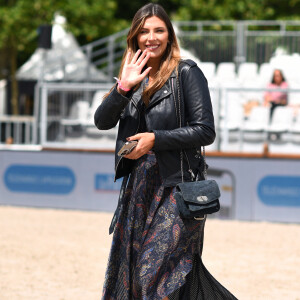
61, 100, 90, 126
266, 106, 294, 134
289, 108, 300, 134
84, 90, 107, 126
216, 62, 237, 85
242, 106, 270, 133
85, 90, 118, 140
198, 62, 216, 82
258, 63, 273, 87
237, 62, 258, 83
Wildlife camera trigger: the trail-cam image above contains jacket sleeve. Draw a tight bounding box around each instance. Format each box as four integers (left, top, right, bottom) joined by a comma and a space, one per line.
152, 63, 216, 151
94, 87, 131, 130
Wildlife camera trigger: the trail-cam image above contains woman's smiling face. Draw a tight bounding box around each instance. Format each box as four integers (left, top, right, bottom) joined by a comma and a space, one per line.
137, 16, 169, 63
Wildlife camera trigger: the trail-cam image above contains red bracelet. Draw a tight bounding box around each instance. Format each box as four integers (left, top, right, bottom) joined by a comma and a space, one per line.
114, 77, 131, 92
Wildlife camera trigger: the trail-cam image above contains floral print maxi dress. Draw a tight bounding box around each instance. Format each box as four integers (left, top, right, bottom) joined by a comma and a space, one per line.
102, 152, 237, 300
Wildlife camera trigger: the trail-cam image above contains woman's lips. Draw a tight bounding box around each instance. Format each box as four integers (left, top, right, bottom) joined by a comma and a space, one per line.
146, 45, 160, 51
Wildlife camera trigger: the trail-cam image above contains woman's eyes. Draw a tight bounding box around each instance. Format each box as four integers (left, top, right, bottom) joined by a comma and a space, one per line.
140, 29, 165, 34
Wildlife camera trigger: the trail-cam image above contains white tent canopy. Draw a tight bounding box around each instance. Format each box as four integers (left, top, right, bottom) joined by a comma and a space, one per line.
17, 14, 107, 82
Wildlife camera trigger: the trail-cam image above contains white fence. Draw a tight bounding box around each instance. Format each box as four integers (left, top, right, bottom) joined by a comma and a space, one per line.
2, 81, 300, 155
37, 82, 115, 149
35, 82, 300, 155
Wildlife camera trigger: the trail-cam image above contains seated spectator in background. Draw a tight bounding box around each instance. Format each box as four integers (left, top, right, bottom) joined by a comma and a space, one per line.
264, 69, 288, 119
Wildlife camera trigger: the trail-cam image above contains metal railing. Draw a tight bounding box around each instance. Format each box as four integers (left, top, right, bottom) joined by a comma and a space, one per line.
0, 115, 36, 145
32, 82, 300, 154
36, 82, 116, 149
2, 81, 300, 154
175, 20, 300, 68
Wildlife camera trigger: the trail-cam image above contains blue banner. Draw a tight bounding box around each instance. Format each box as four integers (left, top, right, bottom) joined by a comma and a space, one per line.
4, 165, 76, 195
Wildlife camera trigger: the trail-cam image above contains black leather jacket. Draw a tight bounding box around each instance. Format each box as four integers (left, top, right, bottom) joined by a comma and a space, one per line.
94, 59, 215, 187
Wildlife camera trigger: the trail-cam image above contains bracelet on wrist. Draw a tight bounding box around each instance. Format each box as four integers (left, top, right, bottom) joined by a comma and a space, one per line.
114, 77, 131, 92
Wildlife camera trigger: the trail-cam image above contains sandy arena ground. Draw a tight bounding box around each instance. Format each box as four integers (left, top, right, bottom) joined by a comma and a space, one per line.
0, 206, 299, 300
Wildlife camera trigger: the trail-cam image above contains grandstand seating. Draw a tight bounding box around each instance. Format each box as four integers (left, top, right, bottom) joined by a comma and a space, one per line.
237, 62, 258, 83
198, 55, 300, 153
215, 62, 237, 86
242, 106, 270, 134
266, 106, 294, 135
198, 62, 216, 82
290, 109, 300, 134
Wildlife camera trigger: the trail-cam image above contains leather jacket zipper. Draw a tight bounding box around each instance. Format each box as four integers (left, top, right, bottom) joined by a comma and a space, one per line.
114, 100, 140, 182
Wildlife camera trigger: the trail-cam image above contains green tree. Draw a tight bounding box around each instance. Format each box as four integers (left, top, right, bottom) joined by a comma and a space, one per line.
0, 0, 123, 115
173, 0, 300, 20
114, 0, 181, 20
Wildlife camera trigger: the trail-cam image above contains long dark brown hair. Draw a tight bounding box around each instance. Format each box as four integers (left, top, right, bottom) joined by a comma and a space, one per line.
106, 3, 181, 104
271, 69, 286, 84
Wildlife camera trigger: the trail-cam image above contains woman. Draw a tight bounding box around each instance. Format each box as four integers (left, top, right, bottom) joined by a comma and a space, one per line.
95, 3, 237, 300
264, 69, 288, 119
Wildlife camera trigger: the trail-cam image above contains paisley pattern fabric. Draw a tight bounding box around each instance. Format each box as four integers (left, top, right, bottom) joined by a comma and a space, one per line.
102, 152, 237, 300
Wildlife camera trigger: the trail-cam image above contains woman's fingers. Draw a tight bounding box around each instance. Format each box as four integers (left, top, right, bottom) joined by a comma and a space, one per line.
136, 50, 148, 65
131, 49, 142, 64
139, 51, 151, 69
121, 50, 151, 87
127, 133, 142, 141
125, 133, 155, 160
124, 51, 131, 66
138, 67, 152, 80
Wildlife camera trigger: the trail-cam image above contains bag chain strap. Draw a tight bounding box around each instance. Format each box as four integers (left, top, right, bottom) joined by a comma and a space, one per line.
175, 72, 207, 182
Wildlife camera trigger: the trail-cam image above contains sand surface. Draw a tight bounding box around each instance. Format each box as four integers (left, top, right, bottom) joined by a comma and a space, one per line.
0, 206, 299, 300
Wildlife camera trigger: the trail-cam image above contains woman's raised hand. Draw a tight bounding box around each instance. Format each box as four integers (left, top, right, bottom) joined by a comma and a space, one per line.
118, 50, 152, 92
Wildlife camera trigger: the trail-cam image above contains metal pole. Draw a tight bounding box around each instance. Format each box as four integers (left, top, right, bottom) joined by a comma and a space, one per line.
40, 86, 48, 146
33, 83, 40, 144
86, 45, 92, 82
235, 21, 246, 70
108, 36, 115, 82
216, 88, 222, 151
223, 88, 229, 149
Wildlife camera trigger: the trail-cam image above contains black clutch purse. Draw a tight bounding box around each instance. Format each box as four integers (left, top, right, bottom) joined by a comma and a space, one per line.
174, 179, 220, 220
172, 66, 220, 220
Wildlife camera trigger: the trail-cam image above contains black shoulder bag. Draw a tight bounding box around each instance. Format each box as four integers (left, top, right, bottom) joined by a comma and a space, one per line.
173, 67, 221, 220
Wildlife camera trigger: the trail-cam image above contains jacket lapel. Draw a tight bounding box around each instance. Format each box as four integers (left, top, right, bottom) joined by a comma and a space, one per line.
132, 72, 177, 110
147, 79, 172, 110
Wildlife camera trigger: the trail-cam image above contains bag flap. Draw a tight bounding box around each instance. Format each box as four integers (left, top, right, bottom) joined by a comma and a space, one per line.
176, 180, 220, 205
